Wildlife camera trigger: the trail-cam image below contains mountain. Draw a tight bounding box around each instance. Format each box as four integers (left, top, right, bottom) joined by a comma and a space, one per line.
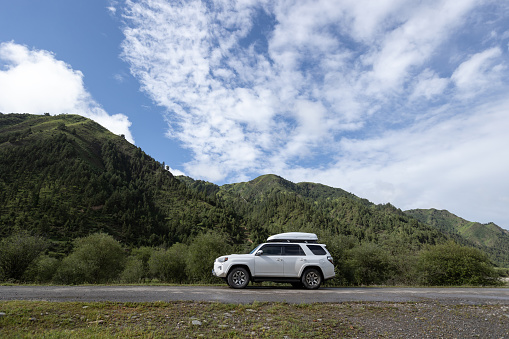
180, 174, 448, 252
218, 174, 366, 204
184, 175, 509, 267
0, 113, 245, 253
1, 113, 508, 268
405, 209, 509, 267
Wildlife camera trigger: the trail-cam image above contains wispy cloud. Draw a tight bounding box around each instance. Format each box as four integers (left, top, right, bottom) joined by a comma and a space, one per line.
0, 42, 134, 143
120, 0, 509, 225
451, 47, 504, 98
288, 98, 509, 225
107, 0, 119, 16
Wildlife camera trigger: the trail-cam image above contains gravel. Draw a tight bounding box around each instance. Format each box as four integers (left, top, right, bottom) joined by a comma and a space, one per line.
344, 301, 509, 338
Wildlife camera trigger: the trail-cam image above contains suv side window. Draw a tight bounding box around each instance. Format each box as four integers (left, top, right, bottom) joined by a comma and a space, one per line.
259, 244, 282, 255
307, 245, 326, 255
283, 244, 305, 256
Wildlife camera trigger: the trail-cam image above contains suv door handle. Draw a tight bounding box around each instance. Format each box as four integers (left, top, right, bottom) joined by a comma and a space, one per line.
299, 258, 307, 261
276, 258, 283, 262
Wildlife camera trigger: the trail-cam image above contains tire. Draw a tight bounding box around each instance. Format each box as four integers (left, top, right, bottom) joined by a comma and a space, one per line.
301, 268, 322, 289
227, 267, 250, 289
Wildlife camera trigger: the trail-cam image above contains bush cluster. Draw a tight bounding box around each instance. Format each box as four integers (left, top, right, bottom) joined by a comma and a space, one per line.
324, 234, 500, 286
0, 231, 501, 286
0, 231, 231, 285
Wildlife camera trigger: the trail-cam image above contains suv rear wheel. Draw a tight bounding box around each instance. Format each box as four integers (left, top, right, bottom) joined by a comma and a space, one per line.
227, 267, 250, 289
301, 268, 322, 289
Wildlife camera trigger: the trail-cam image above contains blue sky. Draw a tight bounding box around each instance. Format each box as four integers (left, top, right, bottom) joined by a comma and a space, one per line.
1, 0, 508, 229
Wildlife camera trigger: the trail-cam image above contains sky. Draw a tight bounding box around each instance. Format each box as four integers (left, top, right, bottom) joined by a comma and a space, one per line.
0, 0, 508, 229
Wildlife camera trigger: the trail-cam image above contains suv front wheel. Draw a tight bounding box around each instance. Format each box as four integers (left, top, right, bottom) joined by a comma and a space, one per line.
301, 268, 322, 289
227, 267, 250, 289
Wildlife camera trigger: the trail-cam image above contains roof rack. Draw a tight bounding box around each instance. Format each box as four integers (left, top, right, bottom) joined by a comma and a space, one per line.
266, 232, 318, 243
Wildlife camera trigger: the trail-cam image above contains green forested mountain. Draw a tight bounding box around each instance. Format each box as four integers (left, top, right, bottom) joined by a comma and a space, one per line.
405, 209, 509, 267
179, 174, 448, 249
1, 113, 508, 272
0, 113, 245, 254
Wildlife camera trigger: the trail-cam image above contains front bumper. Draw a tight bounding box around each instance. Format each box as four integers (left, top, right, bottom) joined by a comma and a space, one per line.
212, 261, 227, 278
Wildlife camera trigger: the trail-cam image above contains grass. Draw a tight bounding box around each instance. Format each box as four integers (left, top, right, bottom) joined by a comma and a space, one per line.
2, 299, 509, 337
0, 300, 359, 338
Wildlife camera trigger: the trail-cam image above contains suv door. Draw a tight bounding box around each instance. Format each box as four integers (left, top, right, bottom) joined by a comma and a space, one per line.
282, 244, 307, 278
254, 244, 284, 276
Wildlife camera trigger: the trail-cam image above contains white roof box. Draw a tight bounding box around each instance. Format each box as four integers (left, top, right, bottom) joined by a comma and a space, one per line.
267, 232, 318, 243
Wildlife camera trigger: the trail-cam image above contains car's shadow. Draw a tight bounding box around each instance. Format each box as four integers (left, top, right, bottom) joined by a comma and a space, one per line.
225, 284, 334, 290
243, 285, 297, 289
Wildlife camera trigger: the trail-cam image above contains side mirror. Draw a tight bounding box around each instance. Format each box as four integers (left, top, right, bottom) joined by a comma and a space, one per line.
255, 250, 263, 256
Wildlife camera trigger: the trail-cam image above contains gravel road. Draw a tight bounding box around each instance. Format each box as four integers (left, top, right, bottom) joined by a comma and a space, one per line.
1, 285, 508, 304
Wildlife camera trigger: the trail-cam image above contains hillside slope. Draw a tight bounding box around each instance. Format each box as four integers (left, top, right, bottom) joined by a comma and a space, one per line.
0, 113, 244, 252
181, 174, 509, 267
405, 209, 509, 267
181, 174, 448, 252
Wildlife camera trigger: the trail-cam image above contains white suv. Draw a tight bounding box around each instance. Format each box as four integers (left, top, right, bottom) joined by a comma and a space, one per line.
212, 232, 335, 289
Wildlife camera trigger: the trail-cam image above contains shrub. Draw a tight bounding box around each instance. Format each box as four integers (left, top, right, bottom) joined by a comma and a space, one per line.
53, 233, 125, 284
186, 231, 231, 283
53, 254, 93, 284
130, 246, 155, 277
322, 234, 357, 286
347, 242, 395, 286
417, 241, 499, 286
0, 231, 48, 282
23, 255, 60, 283
148, 243, 188, 283
148, 248, 170, 281
119, 256, 145, 283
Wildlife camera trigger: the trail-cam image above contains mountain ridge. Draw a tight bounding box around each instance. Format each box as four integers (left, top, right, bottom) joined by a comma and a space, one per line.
405, 208, 509, 266
0, 113, 246, 249
1, 113, 508, 268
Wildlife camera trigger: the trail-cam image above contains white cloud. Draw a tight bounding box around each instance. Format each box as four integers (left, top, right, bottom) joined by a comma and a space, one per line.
120, 0, 509, 226
451, 47, 504, 97
121, 0, 484, 174
107, 0, 119, 15
411, 69, 449, 100
286, 98, 509, 227
167, 166, 185, 177
121, 0, 276, 179
365, 0, 479, 92
0, 42, 134, 143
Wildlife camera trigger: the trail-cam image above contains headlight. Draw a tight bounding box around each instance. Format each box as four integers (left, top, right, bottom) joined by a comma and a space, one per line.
217, 257, 228, 263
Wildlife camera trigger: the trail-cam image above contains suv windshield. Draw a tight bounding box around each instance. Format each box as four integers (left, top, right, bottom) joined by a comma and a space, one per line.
249, 244, 262, 254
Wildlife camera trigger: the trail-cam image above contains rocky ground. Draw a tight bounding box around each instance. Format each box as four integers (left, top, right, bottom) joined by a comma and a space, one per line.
1, 300, 508, 338
344, 301, 509, 338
